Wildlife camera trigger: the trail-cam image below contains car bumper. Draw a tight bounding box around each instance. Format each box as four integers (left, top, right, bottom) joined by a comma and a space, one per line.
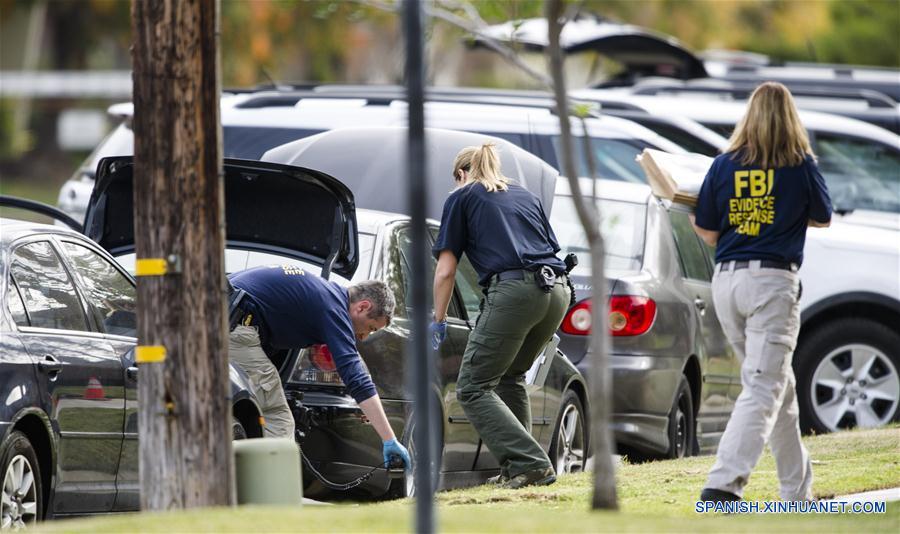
289, 389, 404, 499
577, 353, 683, 454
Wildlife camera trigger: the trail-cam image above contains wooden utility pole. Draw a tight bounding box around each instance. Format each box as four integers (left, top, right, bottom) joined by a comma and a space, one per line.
131, 0, 233, 509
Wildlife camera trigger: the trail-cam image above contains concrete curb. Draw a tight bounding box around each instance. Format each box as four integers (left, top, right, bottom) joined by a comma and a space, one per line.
826, 487, 900, 503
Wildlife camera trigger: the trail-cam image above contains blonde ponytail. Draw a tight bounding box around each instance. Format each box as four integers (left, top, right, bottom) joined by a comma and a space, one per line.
452, 143, 509, 192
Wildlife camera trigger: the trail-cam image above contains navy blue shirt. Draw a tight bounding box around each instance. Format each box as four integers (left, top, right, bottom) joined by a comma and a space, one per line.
433, 182, 566, 286
694, 151, 832, 266
229, 265, 377, 403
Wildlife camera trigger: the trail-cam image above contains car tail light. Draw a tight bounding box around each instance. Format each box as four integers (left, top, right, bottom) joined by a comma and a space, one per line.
608, 296, 656, 336
561, 299, 593, 335
289, 344, 345, 386
310, 344, 336, 372
561, 296, 657, 337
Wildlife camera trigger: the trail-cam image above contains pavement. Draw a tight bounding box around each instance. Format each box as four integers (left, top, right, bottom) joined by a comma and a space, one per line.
827, 487, 900, 503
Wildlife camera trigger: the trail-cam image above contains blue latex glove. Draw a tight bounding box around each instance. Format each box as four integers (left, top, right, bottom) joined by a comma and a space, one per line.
383, 438, 411, 471
429, 320, 447, 351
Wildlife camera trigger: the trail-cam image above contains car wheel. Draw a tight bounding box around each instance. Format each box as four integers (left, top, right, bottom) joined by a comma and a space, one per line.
232, 419, 248, 441
796, 318, 900, 434
386, 415, 441, 500
665, 376, 695, 459
548, 390, 586, 475
1, 431, 42, 530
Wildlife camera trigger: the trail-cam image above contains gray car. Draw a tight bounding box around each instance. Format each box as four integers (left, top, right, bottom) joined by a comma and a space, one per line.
551, 178, 739, 460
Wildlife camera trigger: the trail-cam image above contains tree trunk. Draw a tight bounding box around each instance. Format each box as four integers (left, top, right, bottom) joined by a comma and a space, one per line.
546, 0, 618, 510
131, 0, 233, 510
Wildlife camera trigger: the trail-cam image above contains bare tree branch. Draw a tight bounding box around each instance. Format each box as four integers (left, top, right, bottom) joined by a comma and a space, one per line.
546, 0, 618, 511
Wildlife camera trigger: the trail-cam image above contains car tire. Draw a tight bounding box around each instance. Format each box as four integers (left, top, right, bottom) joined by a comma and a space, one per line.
386, 413, 441, 500
665, 376, 696, 459
232, 419, 248, 441
795, 318, 900, 434
548, 390, 587, 475
1, 431, 42, 529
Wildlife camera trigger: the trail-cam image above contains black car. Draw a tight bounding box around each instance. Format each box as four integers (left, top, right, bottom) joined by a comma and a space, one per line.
0, 214, 261, 527
86, 133, 589, 501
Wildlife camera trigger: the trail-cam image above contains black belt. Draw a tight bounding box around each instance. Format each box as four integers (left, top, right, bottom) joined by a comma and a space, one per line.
493, 269, 567, 283
716, 260, 797, 273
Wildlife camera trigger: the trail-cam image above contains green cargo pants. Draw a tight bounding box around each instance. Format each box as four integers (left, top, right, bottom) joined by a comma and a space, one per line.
456, 275, 569, 478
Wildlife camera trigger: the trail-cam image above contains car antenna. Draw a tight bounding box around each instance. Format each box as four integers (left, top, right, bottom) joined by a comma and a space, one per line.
260, 68, 289, 91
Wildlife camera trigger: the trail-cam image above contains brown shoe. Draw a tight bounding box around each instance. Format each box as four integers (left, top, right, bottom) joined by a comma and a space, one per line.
501, 467, 556, 489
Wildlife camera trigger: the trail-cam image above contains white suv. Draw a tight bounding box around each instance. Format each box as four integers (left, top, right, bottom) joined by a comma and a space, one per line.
57, 94, 686, 223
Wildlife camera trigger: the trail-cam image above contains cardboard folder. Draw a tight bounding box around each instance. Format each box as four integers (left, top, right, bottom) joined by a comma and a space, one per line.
636, 149, 713, 208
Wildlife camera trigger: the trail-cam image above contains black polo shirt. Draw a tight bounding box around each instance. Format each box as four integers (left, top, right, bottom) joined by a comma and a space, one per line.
229, 265, 377, 403
433, 182, 566, 286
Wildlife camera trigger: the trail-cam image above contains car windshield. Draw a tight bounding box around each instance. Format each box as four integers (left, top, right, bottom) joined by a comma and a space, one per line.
550, 195, 646, 276
551, 136, 654, 184
113, 233, 376, 285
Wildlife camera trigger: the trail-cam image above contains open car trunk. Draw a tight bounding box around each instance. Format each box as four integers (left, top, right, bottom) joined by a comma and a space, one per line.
83, 156, 359, 278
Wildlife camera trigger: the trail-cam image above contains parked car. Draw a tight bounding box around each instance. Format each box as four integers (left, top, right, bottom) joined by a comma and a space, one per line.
573, 94, 900, 216
551, 166, 900, 438
57, 92, 689, 222
83, 147, 589, 500
550, 178, 738, 459
0, 201, 263, 527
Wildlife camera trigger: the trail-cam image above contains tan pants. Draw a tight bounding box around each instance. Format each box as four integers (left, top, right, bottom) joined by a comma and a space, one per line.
705, 262, 813, 501
229, 325, 295, 438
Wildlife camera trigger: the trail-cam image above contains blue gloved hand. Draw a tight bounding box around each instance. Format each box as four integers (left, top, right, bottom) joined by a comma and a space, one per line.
383, 438, 411, 471
429, 320, 447, 351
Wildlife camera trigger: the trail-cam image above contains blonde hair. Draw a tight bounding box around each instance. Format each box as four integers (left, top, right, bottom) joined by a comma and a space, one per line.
452, 143, 509, 192
726, 81, 814, 169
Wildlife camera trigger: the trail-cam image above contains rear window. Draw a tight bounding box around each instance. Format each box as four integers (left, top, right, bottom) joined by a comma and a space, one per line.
551, 137, 652, 183
550, 196, 646, 275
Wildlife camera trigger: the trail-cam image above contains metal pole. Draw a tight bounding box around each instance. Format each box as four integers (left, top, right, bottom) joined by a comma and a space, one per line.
403, 0, 435, 532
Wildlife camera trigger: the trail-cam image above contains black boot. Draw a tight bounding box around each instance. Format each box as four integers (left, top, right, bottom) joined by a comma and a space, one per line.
700, 488, 741, 502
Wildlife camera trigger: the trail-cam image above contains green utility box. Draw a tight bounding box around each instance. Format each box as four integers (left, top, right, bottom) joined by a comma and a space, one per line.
233, 438, 303, 505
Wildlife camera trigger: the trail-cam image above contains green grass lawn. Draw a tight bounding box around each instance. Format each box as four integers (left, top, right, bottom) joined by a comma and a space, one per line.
38, 426, 900, 533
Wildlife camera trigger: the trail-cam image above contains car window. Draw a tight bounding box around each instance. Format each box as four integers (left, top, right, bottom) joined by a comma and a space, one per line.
62, 242, 137, 337
223, 126, 323, 159
814, 134, 900, 213
10, 241, 89, 331
427, 226, 469, 321
392, 224, 454, 319
7, 276, 29, 327
551, 137, 653, 183
630, 119, 720, 157
669, 211, 712, 282
550, 196, 646, 275
699, 122, 735, 138
454, 256, 483, 323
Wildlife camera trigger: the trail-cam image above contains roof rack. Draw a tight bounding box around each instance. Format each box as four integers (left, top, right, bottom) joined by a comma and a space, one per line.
630, 81, 897, 108
231, 85, 646, 113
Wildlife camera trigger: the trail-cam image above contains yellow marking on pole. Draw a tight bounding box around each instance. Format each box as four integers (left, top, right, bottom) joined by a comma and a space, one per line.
135, 258, 169, 276
136, 345, 167, 363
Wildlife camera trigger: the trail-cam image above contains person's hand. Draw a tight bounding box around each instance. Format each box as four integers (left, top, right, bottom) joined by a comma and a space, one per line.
429, 320, 447, 350
383, 438, 411, 471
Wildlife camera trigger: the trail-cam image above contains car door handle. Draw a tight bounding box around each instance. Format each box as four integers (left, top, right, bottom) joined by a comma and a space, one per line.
38, 355, 62, 375
693, 298, 707, 314
126, 366, 138, 382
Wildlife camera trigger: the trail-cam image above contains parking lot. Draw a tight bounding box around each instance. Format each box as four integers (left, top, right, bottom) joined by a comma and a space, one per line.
1, 1, 898, 531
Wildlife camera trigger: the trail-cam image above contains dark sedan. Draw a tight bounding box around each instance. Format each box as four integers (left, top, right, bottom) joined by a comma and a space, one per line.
550, 178, 740, 460
0, 215, 262, 528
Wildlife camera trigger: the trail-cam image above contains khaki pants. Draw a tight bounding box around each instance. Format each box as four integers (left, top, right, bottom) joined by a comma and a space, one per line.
229, 325, 295, 438
456, 276, 569, 478
706, 262, 813, 501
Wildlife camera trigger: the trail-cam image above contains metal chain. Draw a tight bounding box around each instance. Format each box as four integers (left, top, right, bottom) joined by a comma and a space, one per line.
300, 452, 390, 492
